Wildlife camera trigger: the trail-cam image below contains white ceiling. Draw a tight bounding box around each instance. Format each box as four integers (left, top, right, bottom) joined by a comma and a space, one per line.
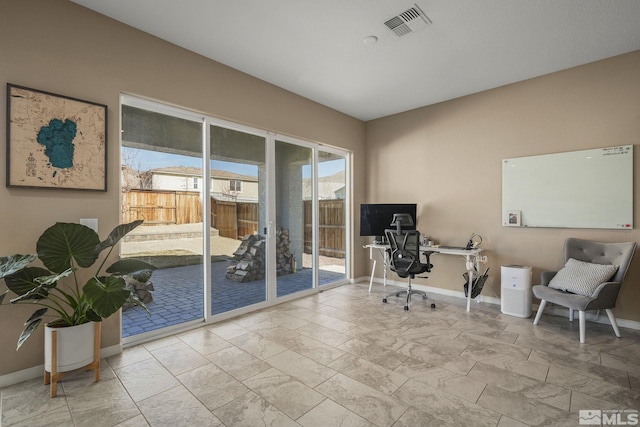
71, 0, 640, 121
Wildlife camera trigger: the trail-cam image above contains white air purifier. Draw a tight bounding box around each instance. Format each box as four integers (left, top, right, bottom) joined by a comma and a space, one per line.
501, 265, 532, 318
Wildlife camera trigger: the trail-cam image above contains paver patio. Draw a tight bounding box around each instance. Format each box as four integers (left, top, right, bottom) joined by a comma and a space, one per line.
122, 259, 345, 337
121, 223, 346, 337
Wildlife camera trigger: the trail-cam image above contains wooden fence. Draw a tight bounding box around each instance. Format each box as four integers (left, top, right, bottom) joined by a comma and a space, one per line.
304, 200, 345, 258
123, 190, 345, 258
122, 189, 202, 225
211, 199, 259, 239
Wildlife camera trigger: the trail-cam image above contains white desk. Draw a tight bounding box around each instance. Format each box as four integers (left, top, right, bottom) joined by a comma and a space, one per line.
364, 243, 485, 312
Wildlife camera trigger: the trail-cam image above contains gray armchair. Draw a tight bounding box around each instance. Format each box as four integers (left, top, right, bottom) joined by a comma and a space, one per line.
532, 238, 637, 343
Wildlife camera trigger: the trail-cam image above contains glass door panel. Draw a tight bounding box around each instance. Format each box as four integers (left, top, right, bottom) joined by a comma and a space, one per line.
121, 97, 352, 336
120, 103, 204, 338
317, 151, 347, 285
210, 125, 267, 314
275, 139, 314, 297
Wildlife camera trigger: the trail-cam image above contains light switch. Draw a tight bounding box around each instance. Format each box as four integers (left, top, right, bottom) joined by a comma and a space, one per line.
80, 218, 98, 233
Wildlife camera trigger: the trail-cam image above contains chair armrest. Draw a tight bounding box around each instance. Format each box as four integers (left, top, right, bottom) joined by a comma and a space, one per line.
420, 252, 433, 272
586, 281, 621, 310
591, 281, 621, 299
540, 271, 557, 286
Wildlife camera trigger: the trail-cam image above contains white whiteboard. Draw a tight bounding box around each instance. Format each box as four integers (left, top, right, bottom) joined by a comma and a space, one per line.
502, 145, 633, 229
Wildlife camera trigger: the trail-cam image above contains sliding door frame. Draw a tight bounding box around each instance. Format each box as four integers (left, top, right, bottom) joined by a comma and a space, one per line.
120, 94, 351, 344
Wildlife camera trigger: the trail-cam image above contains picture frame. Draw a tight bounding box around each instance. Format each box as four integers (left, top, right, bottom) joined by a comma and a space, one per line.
6, 84, 107, 191
506, 210, 522, 227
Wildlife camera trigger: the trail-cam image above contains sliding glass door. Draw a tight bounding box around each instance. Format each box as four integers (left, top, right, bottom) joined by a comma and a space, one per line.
120, 98, 205, 338
317, 150, 347, 285
121, 95, 350, 341
210, 124, 267, 314
275, 139, 314, 297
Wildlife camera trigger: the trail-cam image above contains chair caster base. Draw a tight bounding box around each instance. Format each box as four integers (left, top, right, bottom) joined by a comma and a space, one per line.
382, 298, 387, 303
404, 306, 409, 311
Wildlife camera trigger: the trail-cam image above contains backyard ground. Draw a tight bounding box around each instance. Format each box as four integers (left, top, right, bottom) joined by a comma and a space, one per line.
121, 222, 345, 271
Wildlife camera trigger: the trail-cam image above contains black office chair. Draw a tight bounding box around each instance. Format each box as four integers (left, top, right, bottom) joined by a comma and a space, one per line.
382, 215, 435, 311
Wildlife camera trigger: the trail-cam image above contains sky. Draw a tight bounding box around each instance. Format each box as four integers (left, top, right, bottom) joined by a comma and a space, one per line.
123, 147, 258, 176
122, 147, 345, 178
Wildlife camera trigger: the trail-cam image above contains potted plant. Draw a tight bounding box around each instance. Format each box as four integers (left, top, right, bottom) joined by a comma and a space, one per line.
0, 220, 155, 395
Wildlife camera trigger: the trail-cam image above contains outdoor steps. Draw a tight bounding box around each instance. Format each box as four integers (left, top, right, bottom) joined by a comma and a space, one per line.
124, 223, 219, 242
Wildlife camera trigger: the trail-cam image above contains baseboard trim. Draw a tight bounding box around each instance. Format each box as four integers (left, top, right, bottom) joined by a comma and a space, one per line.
365, 277, 640, 331
0, 343, 122, 388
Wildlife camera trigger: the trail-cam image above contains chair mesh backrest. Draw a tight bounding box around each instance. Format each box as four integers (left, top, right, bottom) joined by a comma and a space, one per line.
385, 229, 420, 254
385, 229, 422, 276
564, 238, 637, 283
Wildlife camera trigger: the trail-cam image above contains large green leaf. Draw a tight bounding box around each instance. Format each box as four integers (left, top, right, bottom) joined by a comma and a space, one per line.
34, 268, 74, 285
10, 287, 51, 303
0, 254, 36, 279
83, 275, 130, 319
17, 316, 43, 350
37, 223, 101, 273
94, 220, 143, 254
106, 258, 156, 276
4, 267, 51, 297
85, 308, 102, 322
24, 307, 48, 325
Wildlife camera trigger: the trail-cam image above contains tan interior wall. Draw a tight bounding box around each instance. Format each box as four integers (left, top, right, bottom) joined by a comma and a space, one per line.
0, 0, 365, 376
1, 0, 637, 379
365, 51, 640, 322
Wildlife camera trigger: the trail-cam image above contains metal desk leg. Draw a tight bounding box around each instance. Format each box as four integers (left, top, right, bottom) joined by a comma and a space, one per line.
368, 259, 377, 292
465, 254, 483, 311
382, 249, 388, 289
368, 247, 389, 292
465, 255, 474, 312
466, 269, 473, 312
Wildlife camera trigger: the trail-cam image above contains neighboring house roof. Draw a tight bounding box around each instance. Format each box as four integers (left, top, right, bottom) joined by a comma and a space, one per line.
322, 170, 345, 183
303, 170, 345, 199
146, 167, 258, 182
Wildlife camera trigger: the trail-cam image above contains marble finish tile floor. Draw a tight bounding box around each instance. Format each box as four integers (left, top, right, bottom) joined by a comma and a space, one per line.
2, 282, 640, 426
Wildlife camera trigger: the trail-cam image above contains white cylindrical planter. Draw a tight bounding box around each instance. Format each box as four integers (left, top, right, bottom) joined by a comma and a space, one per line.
44, 321, 96, 373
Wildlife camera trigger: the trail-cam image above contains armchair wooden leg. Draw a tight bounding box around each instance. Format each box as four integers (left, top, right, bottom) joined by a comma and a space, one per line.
568, 308, 574, 322
579, 311, 586, 343
533, 300, 546, 325
605, 309, 622, 338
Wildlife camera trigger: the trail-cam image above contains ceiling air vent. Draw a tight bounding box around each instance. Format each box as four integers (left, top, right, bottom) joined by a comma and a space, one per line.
384, 4, 432, 37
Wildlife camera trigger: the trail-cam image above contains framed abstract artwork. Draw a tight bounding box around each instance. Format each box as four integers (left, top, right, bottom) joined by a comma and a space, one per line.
6, 84, 107, 191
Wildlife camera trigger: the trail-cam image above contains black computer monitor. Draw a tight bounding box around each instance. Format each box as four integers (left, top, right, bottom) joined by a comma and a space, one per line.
359, 203, 417, 240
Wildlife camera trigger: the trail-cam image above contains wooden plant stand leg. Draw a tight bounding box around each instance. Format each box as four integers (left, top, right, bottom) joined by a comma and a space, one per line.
48, 330, 60, 398
86, 322, 101, 382
44, 322, 101, 398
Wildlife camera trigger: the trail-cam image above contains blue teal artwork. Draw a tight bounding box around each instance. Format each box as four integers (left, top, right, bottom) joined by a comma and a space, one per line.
36, 118, 77, 169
